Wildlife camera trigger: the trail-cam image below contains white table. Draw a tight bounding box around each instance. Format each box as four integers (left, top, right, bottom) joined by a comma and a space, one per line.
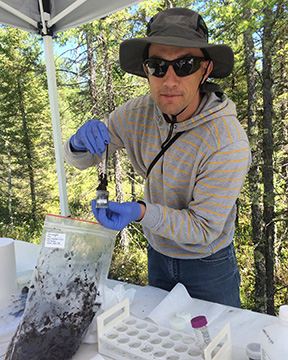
0, 240, 278, 360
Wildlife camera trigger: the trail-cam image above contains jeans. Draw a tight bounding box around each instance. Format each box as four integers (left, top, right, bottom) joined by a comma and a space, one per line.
147, 242, 241, 307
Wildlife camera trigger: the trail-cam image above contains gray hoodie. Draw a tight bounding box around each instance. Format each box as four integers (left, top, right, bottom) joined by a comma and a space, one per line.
64, 91, 251, 259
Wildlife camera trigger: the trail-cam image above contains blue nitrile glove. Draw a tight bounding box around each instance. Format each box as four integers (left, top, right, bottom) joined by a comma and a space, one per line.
91, 200, 141, 231
70, 119, 110, 156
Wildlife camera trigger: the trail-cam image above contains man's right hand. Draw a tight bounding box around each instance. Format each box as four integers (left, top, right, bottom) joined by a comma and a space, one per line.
70, 119, 110, 156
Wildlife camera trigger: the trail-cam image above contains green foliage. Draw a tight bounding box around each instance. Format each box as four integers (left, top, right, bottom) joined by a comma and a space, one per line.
109, 224, 148, 286
235, 233, 256, 310
0, 217, 43, 244
0, 27, 56, 226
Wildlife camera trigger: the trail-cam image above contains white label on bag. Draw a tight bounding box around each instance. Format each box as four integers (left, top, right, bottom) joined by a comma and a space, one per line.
45, 233, 66, 249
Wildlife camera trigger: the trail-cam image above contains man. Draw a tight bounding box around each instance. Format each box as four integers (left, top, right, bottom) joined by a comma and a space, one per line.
64, 8, 251, 307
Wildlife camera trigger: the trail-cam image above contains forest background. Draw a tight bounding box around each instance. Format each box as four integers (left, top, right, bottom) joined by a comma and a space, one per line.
0, 0, 287, 316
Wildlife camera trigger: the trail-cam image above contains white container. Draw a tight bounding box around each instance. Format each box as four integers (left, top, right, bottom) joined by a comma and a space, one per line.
261, 305, 288, 359
169, 316, 186, 331
246, 342, 261, 359
0, 238, 17, 306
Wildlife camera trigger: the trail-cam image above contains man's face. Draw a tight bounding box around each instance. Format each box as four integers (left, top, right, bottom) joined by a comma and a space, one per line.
143, 44, 212, 122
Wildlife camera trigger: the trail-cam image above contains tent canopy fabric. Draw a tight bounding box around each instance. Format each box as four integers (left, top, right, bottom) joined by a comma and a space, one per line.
0, 0, 141, 34
0, 0, 142, 216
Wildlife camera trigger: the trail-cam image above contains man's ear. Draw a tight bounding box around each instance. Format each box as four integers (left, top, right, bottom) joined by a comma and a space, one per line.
207, 61, 213, 77
143, 63, 148, 76
143, 63, 150, 82
201, 61, 213, 84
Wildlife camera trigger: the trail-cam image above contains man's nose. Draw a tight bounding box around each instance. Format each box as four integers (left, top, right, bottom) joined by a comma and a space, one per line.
163, 65, 179, 85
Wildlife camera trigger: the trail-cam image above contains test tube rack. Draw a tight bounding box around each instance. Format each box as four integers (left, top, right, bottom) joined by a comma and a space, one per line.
97, 298, 232, 360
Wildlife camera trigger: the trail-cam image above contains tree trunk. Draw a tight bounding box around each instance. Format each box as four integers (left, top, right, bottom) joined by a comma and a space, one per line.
5, 135, 14, 229
18, 80, 36, 222
85, 26, 107, 202
129, 164, 136, 202
85, 28, 98, 117
165, 0, 174, 8
262, 6, 275, 315
276, 1, 288, 278
76, 42, 80, 84
243, 18, 265, 312
102, 30, 129, 248
85, 25, 129, 247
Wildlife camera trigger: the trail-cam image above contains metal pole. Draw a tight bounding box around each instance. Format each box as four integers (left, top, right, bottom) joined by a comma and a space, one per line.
43, 35, 70, 216
0, 1, 38, 28
48, 0, 87, 28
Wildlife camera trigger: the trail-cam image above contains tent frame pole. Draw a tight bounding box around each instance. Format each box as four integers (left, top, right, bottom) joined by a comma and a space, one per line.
39, 0, 69, 217
0, 1, 38, 28
43, 34, 70, 217
48, 0, 87, 28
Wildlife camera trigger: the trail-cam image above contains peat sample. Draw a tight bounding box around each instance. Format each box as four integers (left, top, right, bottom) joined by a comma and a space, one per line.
5, 214, 116, 360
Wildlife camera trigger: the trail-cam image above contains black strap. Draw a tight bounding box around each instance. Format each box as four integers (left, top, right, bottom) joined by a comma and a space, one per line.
146, 131, 184, 178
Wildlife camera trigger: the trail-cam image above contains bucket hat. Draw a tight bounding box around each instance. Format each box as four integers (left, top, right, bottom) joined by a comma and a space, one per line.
119, 8, 234, 79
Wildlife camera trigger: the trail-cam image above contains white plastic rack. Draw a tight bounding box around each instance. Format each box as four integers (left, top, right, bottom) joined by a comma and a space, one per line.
97, 298, 232, 360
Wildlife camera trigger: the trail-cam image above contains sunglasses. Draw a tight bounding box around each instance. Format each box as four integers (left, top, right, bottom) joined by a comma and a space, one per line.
144, 57, 206, 78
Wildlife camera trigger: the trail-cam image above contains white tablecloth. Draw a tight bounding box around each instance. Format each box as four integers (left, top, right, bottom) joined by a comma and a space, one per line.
0, 240, 278, 360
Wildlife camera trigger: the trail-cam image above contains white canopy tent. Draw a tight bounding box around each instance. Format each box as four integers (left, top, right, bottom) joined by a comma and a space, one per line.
0, 0, 142, 216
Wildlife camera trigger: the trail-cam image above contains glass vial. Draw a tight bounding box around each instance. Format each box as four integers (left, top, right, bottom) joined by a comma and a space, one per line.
191, 315, 211, 350
95, 190, 109, 208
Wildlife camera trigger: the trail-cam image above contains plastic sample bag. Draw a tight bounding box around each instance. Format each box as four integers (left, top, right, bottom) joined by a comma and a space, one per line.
4, 214, 116, 360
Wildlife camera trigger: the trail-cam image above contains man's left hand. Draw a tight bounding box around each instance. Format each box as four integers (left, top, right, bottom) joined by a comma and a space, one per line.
91, 201, 142, 231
